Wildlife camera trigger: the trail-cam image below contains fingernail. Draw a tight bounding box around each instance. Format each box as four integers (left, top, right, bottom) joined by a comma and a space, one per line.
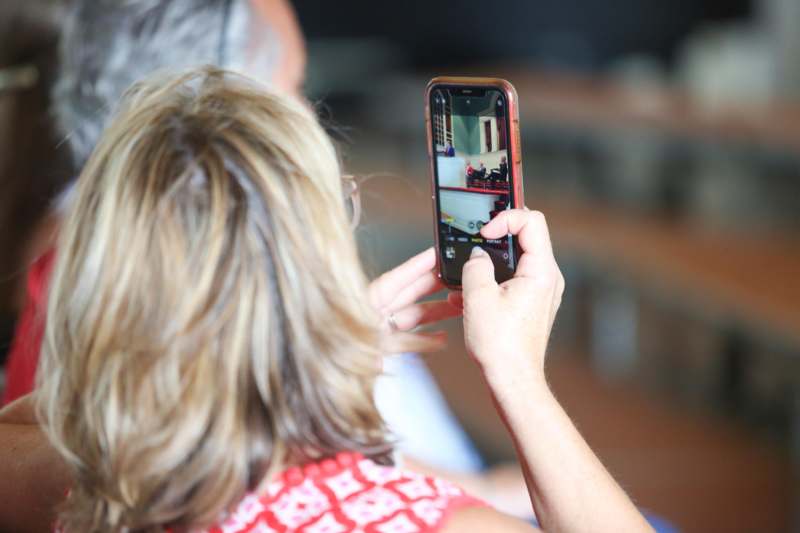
471, 246, 487, 258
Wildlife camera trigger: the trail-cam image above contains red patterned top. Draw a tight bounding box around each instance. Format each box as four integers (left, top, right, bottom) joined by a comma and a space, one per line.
198, 452, 484, 533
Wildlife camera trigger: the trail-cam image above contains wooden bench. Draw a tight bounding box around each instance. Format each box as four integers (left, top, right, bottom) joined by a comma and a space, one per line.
505, 69, 800, 154
541, 197, 800, 349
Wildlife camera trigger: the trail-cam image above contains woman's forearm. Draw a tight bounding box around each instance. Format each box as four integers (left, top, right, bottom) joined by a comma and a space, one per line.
487, 370, 653, 533
461, 211, 652, 532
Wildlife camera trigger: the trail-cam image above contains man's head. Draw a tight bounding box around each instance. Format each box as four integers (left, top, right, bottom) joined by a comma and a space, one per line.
54, 0, 306, 171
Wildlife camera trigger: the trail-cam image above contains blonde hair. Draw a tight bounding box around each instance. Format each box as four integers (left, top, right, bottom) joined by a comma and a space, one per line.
37, 68, 393, 532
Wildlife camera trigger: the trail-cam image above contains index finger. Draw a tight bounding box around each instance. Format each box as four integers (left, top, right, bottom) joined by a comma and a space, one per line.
479, 209, 555, 277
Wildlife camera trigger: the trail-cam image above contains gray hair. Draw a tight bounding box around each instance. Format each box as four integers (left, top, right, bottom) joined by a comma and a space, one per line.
54, 0, 282, 171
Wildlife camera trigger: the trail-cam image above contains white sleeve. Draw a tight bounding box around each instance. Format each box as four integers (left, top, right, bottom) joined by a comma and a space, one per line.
375, 353, 484, 473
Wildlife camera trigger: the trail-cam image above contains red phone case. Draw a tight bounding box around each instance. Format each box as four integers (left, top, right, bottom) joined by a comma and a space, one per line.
425, 77, 524, 289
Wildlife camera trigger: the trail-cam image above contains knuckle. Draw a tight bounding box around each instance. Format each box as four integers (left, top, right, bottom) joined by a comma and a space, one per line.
532, 263, 561, 289
544, 264, 560, 282
529, 210, 546, 226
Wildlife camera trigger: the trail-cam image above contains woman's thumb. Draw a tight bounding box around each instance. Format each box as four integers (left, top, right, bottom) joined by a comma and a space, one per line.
461, 246, 497, 294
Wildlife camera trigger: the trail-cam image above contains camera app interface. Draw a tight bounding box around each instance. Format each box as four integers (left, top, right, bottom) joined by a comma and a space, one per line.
431, 87, 515, 284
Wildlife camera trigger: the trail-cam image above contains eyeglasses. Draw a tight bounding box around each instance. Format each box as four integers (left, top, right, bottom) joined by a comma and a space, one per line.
341, 174, 362, 230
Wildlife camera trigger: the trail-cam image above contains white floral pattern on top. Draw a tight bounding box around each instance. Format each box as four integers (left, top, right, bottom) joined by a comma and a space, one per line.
186, 453, 484, 533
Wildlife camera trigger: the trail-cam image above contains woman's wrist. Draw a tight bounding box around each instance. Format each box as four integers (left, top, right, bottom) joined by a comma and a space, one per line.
478, 353, 550, 403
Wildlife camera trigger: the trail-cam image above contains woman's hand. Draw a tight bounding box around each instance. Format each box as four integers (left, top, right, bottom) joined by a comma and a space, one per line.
368, 247, 462, 337
457, 210, 653, 533
459, 209, 564, 386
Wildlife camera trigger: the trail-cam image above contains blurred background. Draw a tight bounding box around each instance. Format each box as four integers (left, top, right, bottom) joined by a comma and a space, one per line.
2, 0, 799, 531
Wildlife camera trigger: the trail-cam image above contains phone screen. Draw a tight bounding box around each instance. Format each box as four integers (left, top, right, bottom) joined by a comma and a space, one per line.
430, 85, 518, 286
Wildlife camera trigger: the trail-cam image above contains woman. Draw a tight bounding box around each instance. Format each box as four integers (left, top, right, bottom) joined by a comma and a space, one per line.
36, 68, 651, 532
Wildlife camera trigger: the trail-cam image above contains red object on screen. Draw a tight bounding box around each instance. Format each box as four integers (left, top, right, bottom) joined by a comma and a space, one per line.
2, 249, 55, 405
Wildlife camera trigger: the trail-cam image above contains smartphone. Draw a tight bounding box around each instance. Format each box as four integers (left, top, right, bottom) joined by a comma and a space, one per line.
425, 77, 524, 288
